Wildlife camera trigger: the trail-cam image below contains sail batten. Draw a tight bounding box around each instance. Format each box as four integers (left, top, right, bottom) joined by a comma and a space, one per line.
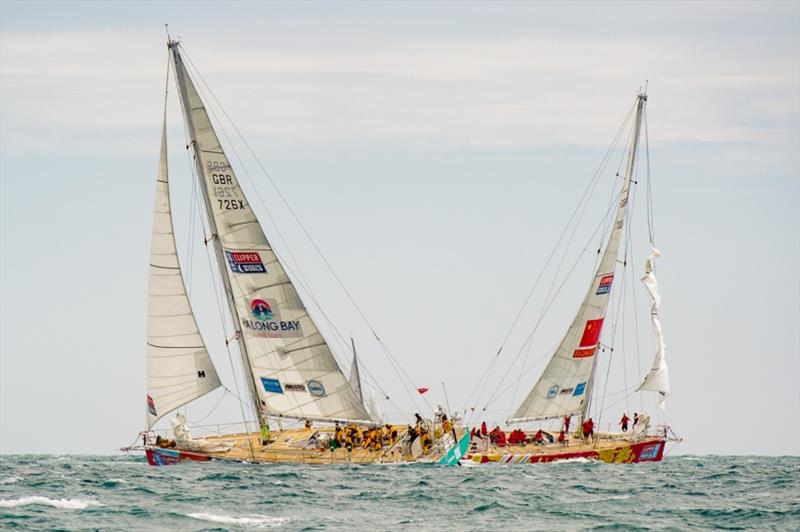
146, 94, 221, 429
170, 43, 370, 423
510, 94, 647, 424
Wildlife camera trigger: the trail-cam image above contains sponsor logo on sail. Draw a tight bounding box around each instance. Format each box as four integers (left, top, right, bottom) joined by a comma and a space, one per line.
573, 382, 586, 396
284, 383, 306, 392
573, 347, 596, 358
547, 385, 559, 399
147, 394, 157, 416
261, 377, 283, 394
226, 251, 267, 274
242, 298, 303, 339
596, 274, 614, 295
559, 387, 574, 395
307, 380, 326, 397
251, 298, 274, 321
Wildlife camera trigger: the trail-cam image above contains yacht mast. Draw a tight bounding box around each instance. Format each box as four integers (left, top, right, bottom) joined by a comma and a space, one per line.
580, 90, 647, 425
168, 40, 265, 434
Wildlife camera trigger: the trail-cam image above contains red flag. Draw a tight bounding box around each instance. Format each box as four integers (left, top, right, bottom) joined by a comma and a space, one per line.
417, 387, 429, 395
579, 318, 604, 347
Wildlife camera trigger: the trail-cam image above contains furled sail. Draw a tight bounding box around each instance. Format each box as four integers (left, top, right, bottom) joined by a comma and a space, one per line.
509, 94, 647, 423
170, 43, 370, 423
637, 248, 669, 413
146, 105, 221, 429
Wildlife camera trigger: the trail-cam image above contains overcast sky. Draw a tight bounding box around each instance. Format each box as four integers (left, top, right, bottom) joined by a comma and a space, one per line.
1, 1, 798, 456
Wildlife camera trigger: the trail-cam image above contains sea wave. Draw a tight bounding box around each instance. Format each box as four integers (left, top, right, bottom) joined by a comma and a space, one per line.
186, 512, 290, 528
0, 476, 22, 484
0, 496, 102, 509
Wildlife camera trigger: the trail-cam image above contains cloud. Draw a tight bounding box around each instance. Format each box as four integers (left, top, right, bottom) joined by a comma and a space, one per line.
1, 20, 797, 157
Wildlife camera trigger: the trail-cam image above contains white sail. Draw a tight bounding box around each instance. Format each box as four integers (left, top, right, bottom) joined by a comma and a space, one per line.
146, 106, 221, 429
170, 44, 370, 423
510, 94, 646, 423
349, 343, 364, 405
637, 248, 669, 413
367, 387, 383, 424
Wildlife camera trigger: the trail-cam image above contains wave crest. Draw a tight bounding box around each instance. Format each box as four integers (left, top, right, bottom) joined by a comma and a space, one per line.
0, 496, 102, 509
187, 512, 290, 528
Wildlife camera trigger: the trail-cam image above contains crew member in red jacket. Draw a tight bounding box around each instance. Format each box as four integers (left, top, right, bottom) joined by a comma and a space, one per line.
582, 418, 594, 440
620, 413, 630, 432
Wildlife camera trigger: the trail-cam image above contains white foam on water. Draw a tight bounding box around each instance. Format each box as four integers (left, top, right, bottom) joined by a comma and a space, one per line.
187, 512, 290, 528
0, 496, 103, 509
0, 476, 22, 484
549, 457, 597, 464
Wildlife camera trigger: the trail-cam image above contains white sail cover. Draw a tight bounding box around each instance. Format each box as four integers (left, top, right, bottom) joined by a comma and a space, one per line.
171, 45, 370, 423
637, 248, 669, 413
510, 95, 645, 423
147, 110, 221, 429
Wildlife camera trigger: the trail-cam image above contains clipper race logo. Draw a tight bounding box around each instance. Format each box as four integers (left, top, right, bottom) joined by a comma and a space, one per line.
241, 297, 303, 339
226, 251, 267, 274
250, 298, 274, 321
596, 274, 614, 295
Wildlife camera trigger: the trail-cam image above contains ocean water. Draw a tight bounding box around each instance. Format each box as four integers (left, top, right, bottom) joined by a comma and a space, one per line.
0, 455, 797, 530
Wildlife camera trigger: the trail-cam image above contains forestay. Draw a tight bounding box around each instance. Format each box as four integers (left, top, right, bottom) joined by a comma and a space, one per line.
170, 44, 370, 423
637, 248, 670, 412
510, 94, 646, 423
146, 107, 221, 429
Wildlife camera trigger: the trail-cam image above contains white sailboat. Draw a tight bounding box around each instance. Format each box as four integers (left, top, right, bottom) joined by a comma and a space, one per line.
465, 89, 679, 465
133, 38, 468, 466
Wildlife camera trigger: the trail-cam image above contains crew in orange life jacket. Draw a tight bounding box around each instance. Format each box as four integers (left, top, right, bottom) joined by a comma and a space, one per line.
582, 418, 594, 440
620, 413, 630, 432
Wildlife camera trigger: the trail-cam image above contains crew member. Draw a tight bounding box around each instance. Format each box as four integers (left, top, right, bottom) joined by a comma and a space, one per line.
620, 413, 630, 432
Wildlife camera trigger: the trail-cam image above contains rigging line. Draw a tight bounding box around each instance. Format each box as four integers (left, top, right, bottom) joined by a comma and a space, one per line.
179, 57, 410, 411
482, 108, 636, 417
628, 151, 644, 413
170, 57, 257, 442
186, 388, 229, 425
179, 49, 428, 402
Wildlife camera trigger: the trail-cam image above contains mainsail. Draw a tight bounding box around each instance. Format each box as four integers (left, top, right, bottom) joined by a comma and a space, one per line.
146, 104, 221, 429
169, 43, 370, 423
509, 93, 647, 423
637, 248, 670, 412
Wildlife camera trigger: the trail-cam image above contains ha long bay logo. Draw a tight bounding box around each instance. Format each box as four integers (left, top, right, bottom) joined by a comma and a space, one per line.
250, 298, 273, 321
241, 297, 303, 338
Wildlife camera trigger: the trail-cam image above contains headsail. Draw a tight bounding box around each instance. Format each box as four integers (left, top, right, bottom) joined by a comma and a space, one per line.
146, 102, 221, 429
509, 93, 647, 423
637, 248, 669, 413
348, 338, 364, 405
169, 43, 370, 423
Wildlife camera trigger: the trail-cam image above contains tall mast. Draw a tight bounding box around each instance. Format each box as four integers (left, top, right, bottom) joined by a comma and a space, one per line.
580, 91, 647, 425
509, 90, 648, 426
168, 41, 264, 431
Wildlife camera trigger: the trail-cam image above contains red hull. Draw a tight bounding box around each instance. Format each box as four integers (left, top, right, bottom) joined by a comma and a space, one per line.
145, 447, 213, 466
466, 437, 666, 465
